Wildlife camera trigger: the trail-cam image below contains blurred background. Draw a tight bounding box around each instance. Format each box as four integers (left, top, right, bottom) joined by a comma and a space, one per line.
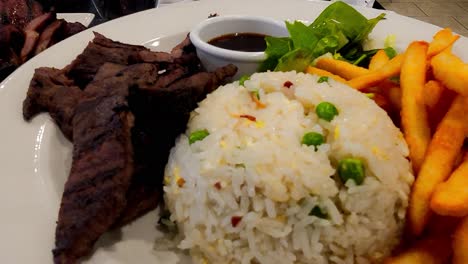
37, 0, 159, 24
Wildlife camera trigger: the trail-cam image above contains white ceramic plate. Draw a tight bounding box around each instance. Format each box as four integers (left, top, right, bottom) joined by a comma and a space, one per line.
0, 0, 466, 263
57, 13, 95, 27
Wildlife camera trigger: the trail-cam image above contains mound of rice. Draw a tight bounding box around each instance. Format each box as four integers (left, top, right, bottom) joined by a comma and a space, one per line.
163, 71, 414, 264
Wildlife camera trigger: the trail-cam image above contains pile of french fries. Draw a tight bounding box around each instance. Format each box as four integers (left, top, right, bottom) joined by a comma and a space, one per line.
307, 28, 468, 264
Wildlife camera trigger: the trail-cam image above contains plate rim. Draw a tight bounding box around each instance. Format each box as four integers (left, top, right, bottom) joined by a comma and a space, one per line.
0, 0, 467, 263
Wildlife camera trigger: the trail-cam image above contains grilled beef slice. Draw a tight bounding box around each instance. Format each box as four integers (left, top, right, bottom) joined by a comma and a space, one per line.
23, 12, 54, 32
65, 32, 149, 87
92, 62, 127, 82
23, 67, 83, 140
21, 12, 55, 59
34, 18, 65, 55
0, 24, 25, 55
115, 63, 237, 226
2, 0, 31, 28
0, 2, 87, 81
22, 32, 237, 263
52, 63, 157, 264
0, 24, 24, 77
66, 33, 201, 88
53, 94, 135, 264
61, 21, 86, 39
84, 63, 157, 96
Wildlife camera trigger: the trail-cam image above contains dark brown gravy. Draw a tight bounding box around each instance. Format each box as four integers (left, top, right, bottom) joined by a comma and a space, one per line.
208, 33, 268, 52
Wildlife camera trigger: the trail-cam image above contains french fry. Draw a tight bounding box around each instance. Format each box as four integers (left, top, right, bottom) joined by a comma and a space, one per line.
408, 95, 468, 236
427, 88, 457, 133
383, 234, 452, 264
424, 80, 445, 109
455, 149, 467, 168
430, 154, 468, 217
360, 85, 382, 94
379, 78, 402, 111
426, 213, 460, 236
431, 50, 468, 96
400, 41, 430, 174
385, 85, 402, 111
369, 49, 390, 71
315, 57, 369, 80
453, 216, 468, 264
372, 93, 392, 113
347, 53, 405, 90
427, 28, 460, 58
305, 66, 347, 83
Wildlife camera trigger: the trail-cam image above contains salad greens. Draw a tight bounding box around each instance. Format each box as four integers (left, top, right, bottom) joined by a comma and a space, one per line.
383, 46, 397, 59
259, 1, 386, 72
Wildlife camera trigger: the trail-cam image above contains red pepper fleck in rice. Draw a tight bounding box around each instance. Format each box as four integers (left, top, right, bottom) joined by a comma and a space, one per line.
283, 81, 293, 88
239, 114, 256, 122
231, 216, 242, 227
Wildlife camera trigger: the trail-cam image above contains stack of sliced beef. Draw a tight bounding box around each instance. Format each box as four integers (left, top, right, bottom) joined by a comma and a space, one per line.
0, 0, 86, 81
22, 32, 237, 264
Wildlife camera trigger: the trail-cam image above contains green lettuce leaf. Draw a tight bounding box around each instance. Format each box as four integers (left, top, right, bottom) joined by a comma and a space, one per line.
310, 1, 384, 45
285, 21, 319, 49
259, 1, 385, 72
275, 48, 315, 72
258, 37, 293, 71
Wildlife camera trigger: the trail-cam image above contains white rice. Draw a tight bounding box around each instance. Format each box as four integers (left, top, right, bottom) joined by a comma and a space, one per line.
163, 71, 414, 264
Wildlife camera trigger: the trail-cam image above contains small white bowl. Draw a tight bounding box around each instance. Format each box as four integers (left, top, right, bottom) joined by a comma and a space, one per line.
190, 15, 289, 79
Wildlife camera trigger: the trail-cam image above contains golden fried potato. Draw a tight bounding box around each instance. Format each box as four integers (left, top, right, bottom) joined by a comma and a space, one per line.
453, 216, 468, 264
369, 49, 390, 71
315, 57, 369, 80
305, 66, 347, 83
431, 50, 468, 96
426, 213, 461, 235
431, 154, 468, 217
427, 88, 457, 134
400, 41, 431, 174
371, 93, 392, 114
347, 54, 404, 90
424, 80, 445, 109
385, 85, 402, 111
428, 28, 460, 58
383, 234, 452, 264
408, 95, 468, 236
